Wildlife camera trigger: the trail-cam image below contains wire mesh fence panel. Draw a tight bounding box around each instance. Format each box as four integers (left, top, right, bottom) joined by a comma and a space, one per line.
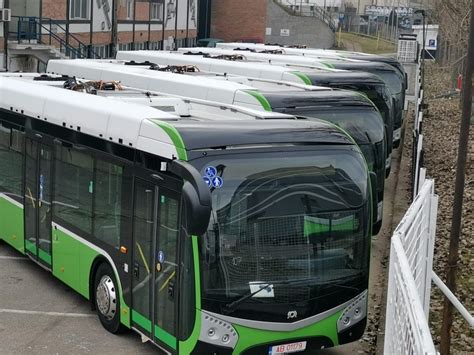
384, 235, 438, 355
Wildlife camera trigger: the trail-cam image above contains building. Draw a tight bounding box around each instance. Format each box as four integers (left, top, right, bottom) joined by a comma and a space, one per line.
200, 0, 335, 48
0, 0, 197, 71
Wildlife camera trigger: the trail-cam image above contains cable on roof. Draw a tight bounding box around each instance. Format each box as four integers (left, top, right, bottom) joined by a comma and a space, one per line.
148, 64, 200, 73
209, 54, 247, 61
63, 78, 124, 93
287, 44, 307, 49
233, 48, 256, 52
257, 49, 285, 55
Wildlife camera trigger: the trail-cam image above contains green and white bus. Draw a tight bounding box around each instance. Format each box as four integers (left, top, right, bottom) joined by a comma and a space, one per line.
0, 75, 373, 354
45, 60, 387, 233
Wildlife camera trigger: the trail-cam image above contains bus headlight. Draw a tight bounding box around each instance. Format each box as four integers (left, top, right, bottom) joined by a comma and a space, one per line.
200, 311, 239, 348
337, 290, 368, 333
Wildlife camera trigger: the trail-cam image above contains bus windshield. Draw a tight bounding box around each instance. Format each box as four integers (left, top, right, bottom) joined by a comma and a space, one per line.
282, 107, 385, 191
373, 70, 403, 94
192, 148, 370, 323
288, 107, 385, 144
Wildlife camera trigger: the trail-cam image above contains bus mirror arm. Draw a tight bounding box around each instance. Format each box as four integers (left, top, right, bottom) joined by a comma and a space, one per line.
169, 160, 212, 236
369, 172, 378, 233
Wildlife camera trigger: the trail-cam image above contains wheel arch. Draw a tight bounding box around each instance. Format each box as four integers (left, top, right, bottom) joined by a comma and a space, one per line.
89, 255, 110, 311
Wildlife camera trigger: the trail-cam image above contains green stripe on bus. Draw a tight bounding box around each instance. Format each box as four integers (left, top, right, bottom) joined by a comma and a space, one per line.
25, 239, 37, 254
245, 90, 272, 111
179, 236, 203, 353
38, 248, 52, 265
132, 310, 152, 332
51, 225, 131, 329
291, 71, 312, 85
0, 196, 25, 253
322, 61, 335, 69
152, 121, 188, 161
155, 326, 177, 350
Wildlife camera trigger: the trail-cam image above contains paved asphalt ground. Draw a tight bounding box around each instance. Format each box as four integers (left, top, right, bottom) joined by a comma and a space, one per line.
0, 244, 159, 354
0, 146, 404, 355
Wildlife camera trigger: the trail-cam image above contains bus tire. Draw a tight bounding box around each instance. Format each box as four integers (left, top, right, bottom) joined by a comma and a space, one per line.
94, 262, 125, 334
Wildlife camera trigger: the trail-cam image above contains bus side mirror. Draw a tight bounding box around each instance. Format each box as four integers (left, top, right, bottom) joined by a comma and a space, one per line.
369, 172, 381, 235
169, 160, 212, 236
182, 181, 212, 236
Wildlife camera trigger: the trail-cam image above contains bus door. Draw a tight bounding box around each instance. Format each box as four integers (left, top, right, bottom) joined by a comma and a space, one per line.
131, 174, 181, 352
24, 136, 53, 269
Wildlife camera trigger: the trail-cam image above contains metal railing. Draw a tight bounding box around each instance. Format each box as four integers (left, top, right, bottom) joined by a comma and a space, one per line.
384, 179, 439, 355
384, 53, 473, 354
9, 16, 100, 59
274, 0, 336, 32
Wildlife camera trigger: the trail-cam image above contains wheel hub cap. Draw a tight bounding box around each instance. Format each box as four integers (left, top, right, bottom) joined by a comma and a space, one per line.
96, 275, 117, 320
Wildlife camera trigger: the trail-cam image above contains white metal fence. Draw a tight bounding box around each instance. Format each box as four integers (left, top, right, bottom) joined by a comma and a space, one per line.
385, 57, 474, 354
384, 179, 438, 355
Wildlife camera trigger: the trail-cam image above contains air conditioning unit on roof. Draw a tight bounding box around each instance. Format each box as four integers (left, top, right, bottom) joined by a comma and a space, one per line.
0, 8, 11, 22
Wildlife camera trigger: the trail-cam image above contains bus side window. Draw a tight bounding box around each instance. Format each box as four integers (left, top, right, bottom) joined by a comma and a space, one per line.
54, 145, 94, 234
0, 123, 24, 198
155, 192, 180, 336
93, 159, 124, 249
0, 123, 11, 193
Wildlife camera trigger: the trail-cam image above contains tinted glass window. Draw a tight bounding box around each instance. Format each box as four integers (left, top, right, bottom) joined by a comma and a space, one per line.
375, 70, 403, 94
193, 148, 370, 322
0, 123, 24, 197
54, 145, 94, 234
289, 107, 385, 144
94, 159, 123, 248
155, 192, 179, 336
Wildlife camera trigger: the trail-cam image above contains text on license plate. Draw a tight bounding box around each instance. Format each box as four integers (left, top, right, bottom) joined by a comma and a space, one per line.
270, 341, 307, 354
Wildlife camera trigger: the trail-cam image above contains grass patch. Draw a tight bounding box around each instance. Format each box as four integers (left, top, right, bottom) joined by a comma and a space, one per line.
336, 32, 396, 54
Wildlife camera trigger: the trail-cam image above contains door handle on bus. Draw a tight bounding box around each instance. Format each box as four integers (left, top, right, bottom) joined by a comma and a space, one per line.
168, 281, 175, 300
133, 262, 139, 278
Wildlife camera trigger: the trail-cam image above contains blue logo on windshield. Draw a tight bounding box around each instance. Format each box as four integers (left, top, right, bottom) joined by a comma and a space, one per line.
212, 176, 224, 189
203, 176, 212, 188
205, 166, 217, 178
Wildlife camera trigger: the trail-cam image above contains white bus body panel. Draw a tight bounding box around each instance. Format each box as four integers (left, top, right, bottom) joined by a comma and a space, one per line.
116, 50, 306, 84
0, 76, 181, 160
177, 47, 335, 69
215, 43, 365, 62
47, 59, 266, 110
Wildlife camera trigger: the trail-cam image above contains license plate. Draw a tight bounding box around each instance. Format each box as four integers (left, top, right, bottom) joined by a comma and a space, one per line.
269, 341, 307, 354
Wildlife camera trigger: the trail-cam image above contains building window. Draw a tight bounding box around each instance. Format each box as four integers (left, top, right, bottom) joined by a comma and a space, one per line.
70, 0, 89, 20
135, 42, 145, 50
93, 45, 110, 58
118, 43, 133, 51
151, 1, 163, 20
149, 41, 162, 50
126, 0, 134, 19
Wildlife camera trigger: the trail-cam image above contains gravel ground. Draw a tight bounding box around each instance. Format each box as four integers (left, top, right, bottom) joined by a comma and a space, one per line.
422, 63, 474, 353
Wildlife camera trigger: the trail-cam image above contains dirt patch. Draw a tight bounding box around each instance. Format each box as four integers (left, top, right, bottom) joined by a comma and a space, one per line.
423, 63, 474, 353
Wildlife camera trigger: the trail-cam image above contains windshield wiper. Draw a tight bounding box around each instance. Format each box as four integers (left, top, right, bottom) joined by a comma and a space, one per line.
223, 277, 321, 314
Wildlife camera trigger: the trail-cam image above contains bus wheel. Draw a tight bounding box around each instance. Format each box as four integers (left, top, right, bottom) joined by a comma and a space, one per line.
94, 263, 124, 334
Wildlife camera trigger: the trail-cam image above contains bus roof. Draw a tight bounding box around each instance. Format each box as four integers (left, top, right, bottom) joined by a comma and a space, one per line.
116, 50, 314, 85
175, 48, 387, 86
4, 73, 296, 121
215, 43, 405, 76
0, 75, 353, 158
68, 57, 331, 93
177, 47, 339, 69
47, 59, 271, 111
